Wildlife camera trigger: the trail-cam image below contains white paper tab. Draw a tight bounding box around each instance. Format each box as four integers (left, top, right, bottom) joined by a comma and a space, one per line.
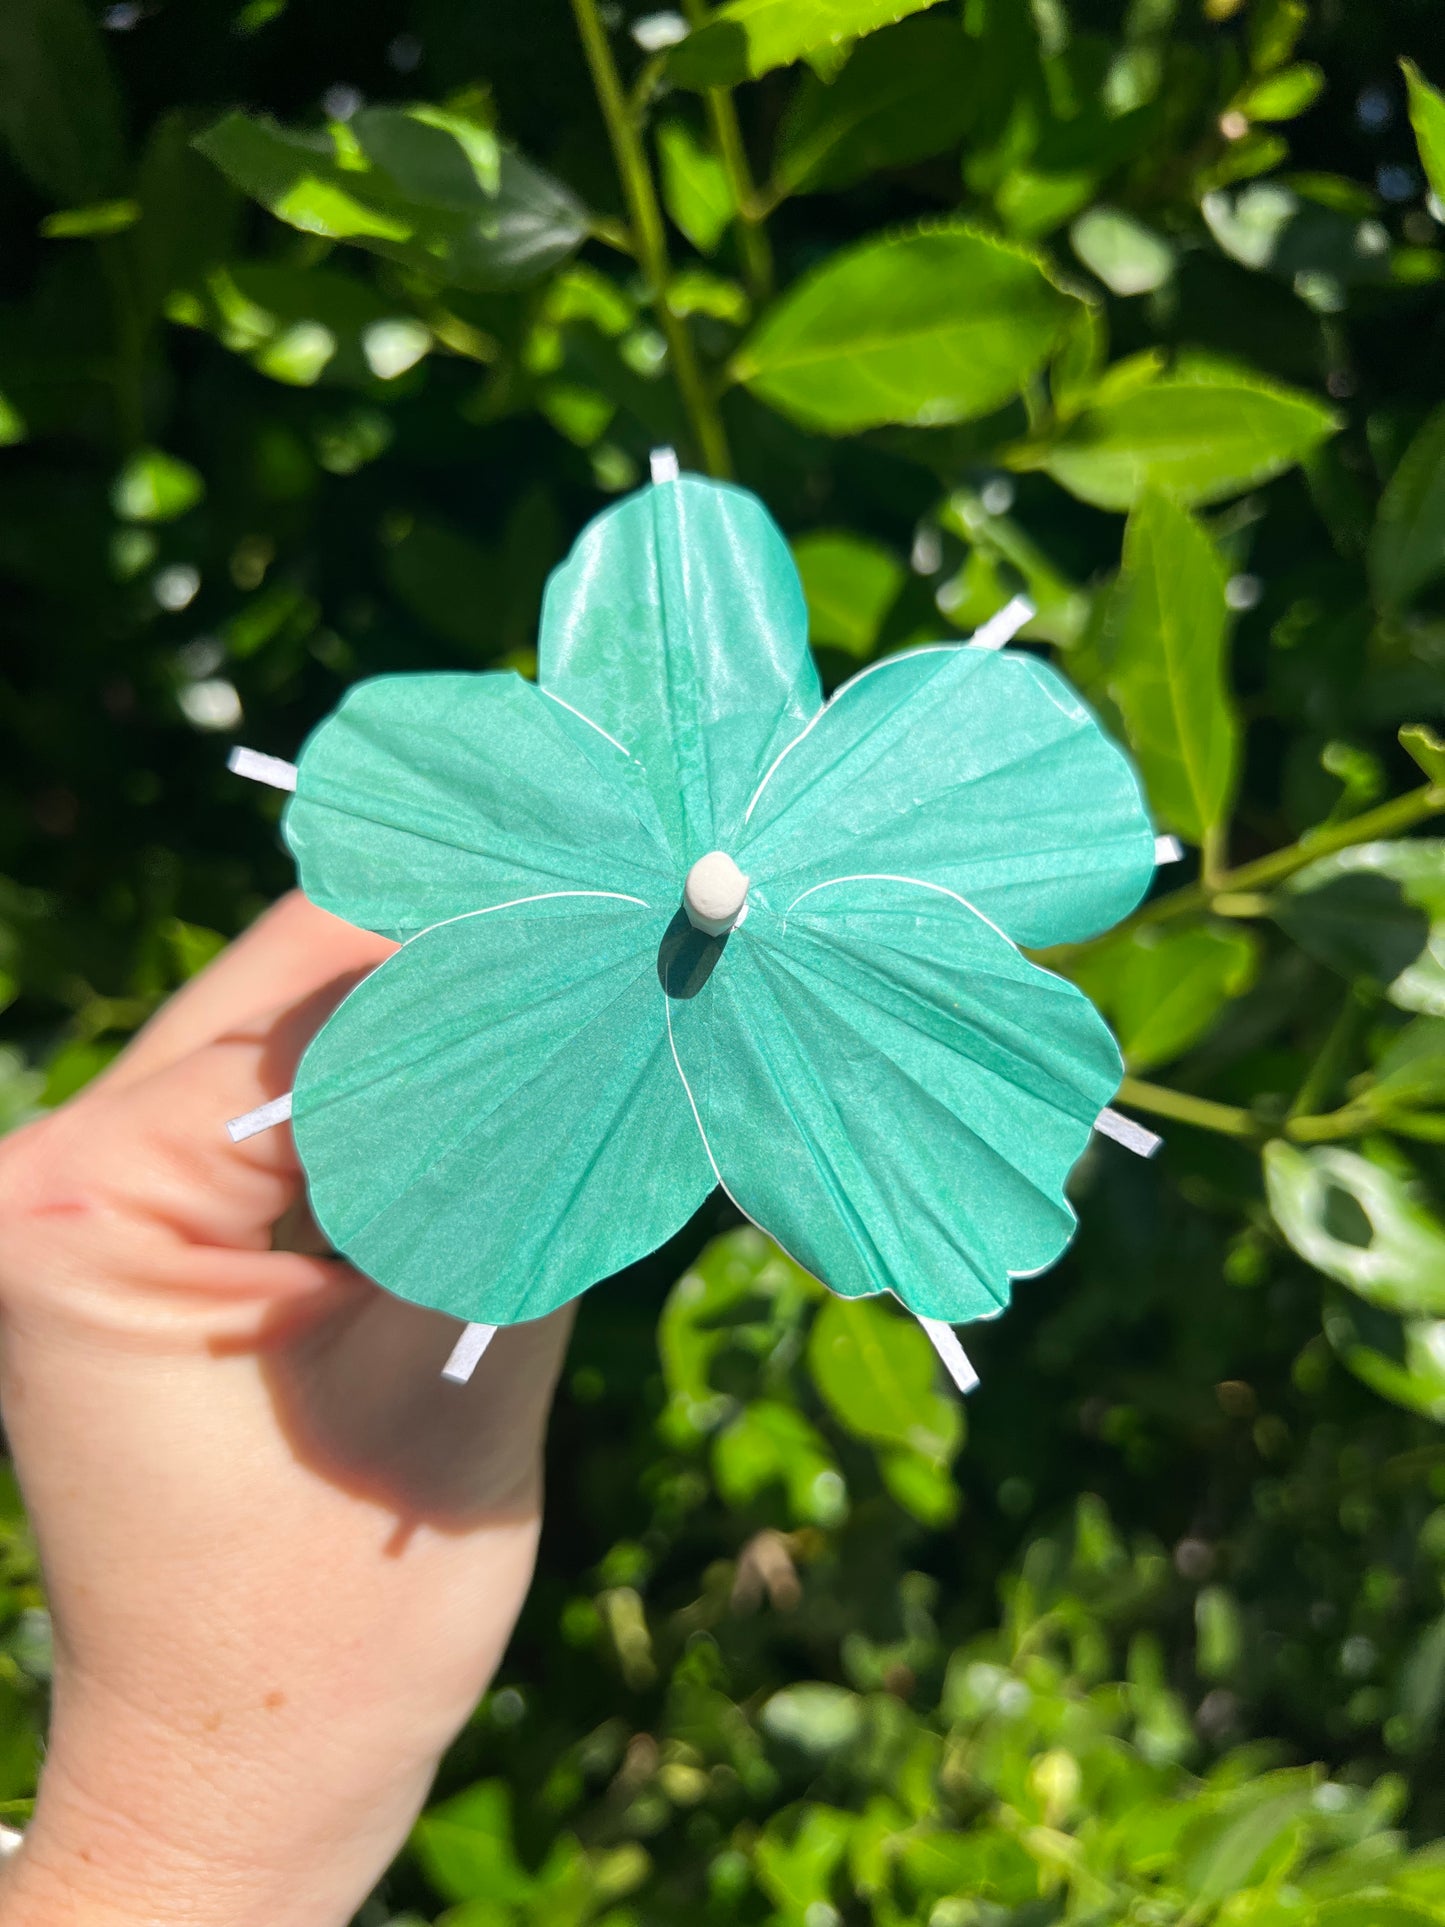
1096, 1106, 1163, 1159
1154, 835, 1184, 865
226, 1091, 293, 1143
442, 1322, 497, 1384
228, 746, 298, 792
918, 1316, 980, 1394
650, 446, 680, 484
970, 594, 1035, 651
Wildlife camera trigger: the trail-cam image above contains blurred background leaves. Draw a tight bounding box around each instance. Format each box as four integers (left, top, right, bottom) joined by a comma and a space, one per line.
4, 0, 1445, 1921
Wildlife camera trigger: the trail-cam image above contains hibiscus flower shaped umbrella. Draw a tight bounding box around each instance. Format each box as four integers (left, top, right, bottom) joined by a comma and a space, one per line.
227, 453, 1169, 1392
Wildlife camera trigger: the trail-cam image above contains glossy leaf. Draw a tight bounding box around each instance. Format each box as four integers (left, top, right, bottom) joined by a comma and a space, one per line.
772, 15, 979, 193
195, 107, 587, 290
1370, 404, 1445, 609
1037, 357, 1340, 510
657, 119, 733, 256
733, 224, 1077, 434
668, 0, 945, 89
1265, 1142, 1445, 1316
1105, 491, 1239, 843
1403, 59, 1445, 205
1275, 842, 1445, 1016
1070, 922, 1258, 1072
807, 1294, 960, 1458
1070, 207, 1175, 296
791, 529, 904, 657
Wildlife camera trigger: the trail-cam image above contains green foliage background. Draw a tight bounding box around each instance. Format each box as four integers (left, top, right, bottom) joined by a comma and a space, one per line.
5, 0, 1445, 1919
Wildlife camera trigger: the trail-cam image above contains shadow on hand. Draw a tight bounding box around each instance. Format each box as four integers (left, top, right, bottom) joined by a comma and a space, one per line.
259, 1292, 573, 1554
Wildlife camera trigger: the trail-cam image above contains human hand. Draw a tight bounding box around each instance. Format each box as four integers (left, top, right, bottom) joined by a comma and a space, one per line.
0, 893, 572, 1927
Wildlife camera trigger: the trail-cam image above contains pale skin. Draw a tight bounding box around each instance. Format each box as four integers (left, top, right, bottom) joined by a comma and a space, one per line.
0, 893, 573, 1927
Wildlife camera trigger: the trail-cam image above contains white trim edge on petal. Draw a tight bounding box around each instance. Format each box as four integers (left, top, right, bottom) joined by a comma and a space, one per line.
969, 595, 1035, 651
227, 1091, 293, 1142
918, 1317, 980, 1394
229, 746, 298, 792
1096, 1107, 1163, 1158
442, 1321, 498, 1383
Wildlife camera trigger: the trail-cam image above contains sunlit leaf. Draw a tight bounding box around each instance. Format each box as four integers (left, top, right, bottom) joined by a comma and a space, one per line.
657, 119, 733, 256
669, 0, 945, 88
807, 1295, 959, 1457
733, 224, 1076, 433
1403, 60, 1445, 205
1275, 842, 1445, 1016
1104, 490, 1239, 842
791, 530, 904, 657
1034, 357, 1340, 510
195, 107, 587, 291
1069, 922, 1258, 1071
1070, 206, 1175, 296
1265, 1142, 1445, 1316
111, 449, 204, 523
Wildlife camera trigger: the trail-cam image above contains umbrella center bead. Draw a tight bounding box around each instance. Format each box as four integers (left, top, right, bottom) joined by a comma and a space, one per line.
683, 851, 750, 936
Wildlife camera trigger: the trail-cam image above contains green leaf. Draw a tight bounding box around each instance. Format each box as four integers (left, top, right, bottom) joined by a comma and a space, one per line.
1323, 1292, 1445, 1424
1265, 1142, 1445, 1316
39, 198, 138, 238
1372, 1019, 1445, 1116
110, 449, 205, 524
1403, 60, 1445, 205
791, 530, 904, 657
753, 1808, 852, 1917
669, 0, 945, 88
412, 1782, 538, 1905
1069, 922, 1258, 1072
1401, 724, 1445, 788
169, 263, 431, 388
1275, 842, 1445, 1017
194, 106, 587, 291
1370, 406, 1445, 609
807, 1295, 960, 1457
1070, 206, 1175, 297
1035, 357, 1340, 510
733, 223, 1076, 434
1177, 1776, 1319, 1906
657, 119, 733, 256
1232, 62, 1325, 123
772, 15, 979, 194
761, 1684, 865, 1754
0, 0, 126, 205
713, 1400, 846, 1524
1104, 491, 1239, 843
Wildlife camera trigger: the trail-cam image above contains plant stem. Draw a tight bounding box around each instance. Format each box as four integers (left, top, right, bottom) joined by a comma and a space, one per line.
1287, 986, 1368, 1121
1098, 781, 1445, 947
570, 0, 733, 477
680, 0, 774, 301
1116, 1077, 1258, 1140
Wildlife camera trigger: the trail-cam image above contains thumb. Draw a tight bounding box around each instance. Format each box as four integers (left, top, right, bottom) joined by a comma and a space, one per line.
1, 969, 378, 1327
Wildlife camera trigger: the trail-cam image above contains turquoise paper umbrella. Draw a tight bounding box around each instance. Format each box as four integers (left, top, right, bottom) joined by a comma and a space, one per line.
227, 454, 1169, 1390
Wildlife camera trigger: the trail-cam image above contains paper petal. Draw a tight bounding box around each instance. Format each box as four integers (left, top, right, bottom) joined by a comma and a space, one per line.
539, 475, 821, 860
293, 894, 716, 1322
283, 672, 675, 941
738, 647, 1155, 949
664, 877, 1122, 1323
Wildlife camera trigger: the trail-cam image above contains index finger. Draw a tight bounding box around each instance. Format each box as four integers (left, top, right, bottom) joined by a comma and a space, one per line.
100, 894, 396, 1099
